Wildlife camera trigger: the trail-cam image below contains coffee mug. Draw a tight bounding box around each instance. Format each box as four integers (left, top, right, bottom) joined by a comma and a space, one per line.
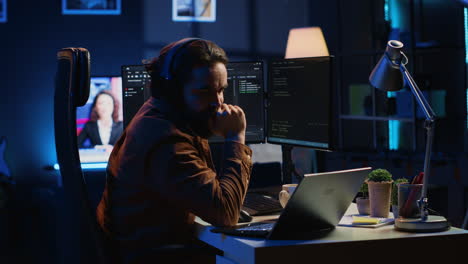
279, 184, 298, 208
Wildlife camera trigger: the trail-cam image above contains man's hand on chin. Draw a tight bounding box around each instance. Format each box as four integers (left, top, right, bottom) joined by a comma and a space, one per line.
213, 104, 247, 145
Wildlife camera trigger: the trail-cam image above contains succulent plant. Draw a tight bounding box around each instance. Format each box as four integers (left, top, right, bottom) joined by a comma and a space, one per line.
359, 180, 369, 198
367, 168, 393, 182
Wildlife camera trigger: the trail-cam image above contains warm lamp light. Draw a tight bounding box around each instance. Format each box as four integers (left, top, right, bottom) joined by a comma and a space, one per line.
369, 40, 449, 232
285, 27, 329, 59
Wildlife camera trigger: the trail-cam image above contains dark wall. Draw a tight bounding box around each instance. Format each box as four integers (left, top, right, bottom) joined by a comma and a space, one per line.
141, 0, 338, 59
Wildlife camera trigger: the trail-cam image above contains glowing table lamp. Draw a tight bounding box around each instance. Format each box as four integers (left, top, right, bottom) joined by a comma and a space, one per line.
369, 40, 449, 232
285, 27, 329, 59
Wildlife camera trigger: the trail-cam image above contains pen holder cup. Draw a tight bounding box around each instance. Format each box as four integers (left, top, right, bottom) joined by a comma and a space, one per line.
398, 184, 422, 218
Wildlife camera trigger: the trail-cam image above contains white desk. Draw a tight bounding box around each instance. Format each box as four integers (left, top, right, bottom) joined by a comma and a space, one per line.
195, 204, 468, 264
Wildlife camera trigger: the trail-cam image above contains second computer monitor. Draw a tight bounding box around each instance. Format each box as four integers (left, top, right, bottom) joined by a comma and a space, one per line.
121, 65, 152, 128
267, 56, 335, 150
217, 61, 265, 143
121, 61, 266, 143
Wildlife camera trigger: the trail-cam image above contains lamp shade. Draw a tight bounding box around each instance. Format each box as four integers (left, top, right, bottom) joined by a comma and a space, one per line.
369, 40, 405, 92
285, 27, 329, 59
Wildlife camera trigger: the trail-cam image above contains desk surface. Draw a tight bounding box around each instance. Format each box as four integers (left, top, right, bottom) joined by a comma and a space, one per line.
195, 204, 468, 264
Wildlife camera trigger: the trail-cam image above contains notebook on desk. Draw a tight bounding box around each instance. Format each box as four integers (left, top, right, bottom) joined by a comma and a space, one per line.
212, 167, 371, 240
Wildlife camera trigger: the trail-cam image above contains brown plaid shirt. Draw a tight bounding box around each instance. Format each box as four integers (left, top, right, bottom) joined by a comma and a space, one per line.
96, 97, 252, 259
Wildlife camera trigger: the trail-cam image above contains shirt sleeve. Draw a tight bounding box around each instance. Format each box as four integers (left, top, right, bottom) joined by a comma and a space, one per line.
149, 137, 253, 227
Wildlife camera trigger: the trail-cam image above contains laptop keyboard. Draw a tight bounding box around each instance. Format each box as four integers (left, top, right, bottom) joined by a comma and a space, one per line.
237, 223, 274, 232
211, 222, 274, 238
242, 192, 283, 216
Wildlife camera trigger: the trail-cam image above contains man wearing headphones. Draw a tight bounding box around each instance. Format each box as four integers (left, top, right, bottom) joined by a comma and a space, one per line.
96, 38, 252, 263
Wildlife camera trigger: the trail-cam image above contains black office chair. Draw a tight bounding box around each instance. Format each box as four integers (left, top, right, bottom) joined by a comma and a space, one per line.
54, 47, 109, 264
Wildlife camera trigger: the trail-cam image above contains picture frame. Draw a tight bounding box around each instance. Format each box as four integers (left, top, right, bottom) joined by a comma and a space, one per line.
173, 0, 216, 22
0, 0, 7, 23
62, 0, 121, 15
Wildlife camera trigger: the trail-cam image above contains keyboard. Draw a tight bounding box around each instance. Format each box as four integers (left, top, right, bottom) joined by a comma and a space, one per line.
211, 222, 274, 238
242, 192, 283, 216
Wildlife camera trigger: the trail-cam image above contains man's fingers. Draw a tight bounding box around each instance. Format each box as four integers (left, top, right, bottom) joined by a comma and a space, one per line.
217, 104, 245, 117
217, 104, 227, 116
232, 105, 244, 116
224, 105, 232, 115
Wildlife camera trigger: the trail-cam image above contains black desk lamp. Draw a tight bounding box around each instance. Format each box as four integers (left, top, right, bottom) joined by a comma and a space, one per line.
369, 40, 449, 232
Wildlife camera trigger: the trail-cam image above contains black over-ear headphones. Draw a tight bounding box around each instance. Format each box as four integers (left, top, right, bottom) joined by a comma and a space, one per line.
159, 37, 202, 81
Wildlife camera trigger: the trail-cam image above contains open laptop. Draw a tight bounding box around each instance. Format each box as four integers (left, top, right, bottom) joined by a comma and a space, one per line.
211, 167, 371, 240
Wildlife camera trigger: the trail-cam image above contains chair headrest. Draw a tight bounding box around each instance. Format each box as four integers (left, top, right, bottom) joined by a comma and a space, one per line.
56, 47, 90, 107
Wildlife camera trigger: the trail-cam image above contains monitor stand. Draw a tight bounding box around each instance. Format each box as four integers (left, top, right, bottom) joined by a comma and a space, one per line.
281, 145, 301, 184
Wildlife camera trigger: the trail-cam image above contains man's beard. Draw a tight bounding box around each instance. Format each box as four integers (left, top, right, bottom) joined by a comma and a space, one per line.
186, 107, 217, 139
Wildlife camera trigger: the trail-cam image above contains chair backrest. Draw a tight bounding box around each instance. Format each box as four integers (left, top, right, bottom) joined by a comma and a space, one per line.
54, 48, 107, 263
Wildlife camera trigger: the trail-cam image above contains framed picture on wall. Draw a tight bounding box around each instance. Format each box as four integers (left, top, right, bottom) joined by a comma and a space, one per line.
173, 0, 216, 22
62, 0, 121, 15
0, 0, 7, 23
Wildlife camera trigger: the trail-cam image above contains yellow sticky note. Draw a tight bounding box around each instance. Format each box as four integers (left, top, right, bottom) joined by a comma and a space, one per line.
352, 216, 381, 225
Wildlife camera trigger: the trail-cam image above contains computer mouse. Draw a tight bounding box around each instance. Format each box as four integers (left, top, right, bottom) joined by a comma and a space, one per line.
238, 209, 253, 223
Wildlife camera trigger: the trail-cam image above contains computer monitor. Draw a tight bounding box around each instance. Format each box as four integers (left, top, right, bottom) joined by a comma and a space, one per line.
267, 56, 336, 151
121, 61, 266, 143
76, 76, 124, 165
121, 65, 152, 128
210, 61, 265, 143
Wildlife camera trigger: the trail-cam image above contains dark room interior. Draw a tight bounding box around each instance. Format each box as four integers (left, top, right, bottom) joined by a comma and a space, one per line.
1, 0, 468, 263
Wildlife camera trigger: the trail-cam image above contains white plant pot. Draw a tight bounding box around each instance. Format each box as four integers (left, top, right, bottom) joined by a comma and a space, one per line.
356, 197, 370, 215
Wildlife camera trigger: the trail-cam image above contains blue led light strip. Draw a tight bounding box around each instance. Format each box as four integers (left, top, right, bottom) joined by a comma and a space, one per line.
385, 0, 400, 150
387, 92, 399, 150
384, 0, 390, 22
465, 8, 468, 64
54, 163, 108, 170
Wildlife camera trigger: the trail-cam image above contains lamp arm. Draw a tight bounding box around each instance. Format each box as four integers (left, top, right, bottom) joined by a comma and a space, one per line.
400, 63, 436, 221
400, 64, 436, 122
281, 145, 302, 184
419, 119, 434, 221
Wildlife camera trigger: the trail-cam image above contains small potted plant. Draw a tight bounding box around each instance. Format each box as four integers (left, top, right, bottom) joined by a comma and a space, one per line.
367, 169, 393, 218
356, 180, 370, 215
391, 178, 409, 218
